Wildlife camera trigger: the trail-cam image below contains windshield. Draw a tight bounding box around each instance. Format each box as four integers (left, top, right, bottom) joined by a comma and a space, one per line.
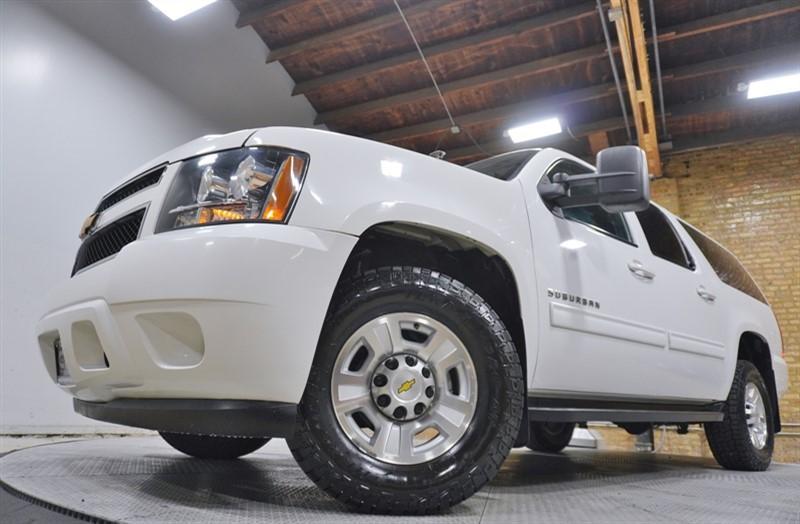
465, 149, 539, 180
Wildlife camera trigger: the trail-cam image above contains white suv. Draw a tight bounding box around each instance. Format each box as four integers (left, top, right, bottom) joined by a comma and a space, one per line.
37, 127, 788, 514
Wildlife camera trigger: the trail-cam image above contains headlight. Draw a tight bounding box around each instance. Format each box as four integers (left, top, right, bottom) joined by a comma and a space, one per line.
155, 146, 308, 233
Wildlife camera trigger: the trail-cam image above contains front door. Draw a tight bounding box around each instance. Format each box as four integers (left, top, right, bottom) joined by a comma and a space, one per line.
518, 151, 674, 399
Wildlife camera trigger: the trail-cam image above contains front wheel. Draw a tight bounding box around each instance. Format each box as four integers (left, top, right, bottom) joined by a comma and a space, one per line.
160, 432, 270, 459
704, 360, 774, 471
287, 267, 524, 514
527, 422, 575, 453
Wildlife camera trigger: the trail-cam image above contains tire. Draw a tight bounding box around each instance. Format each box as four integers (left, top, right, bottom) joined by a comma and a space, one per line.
160, 432, 270, 459
287, 266, 524, 514
704, 360, 774, 471
527, 422, 575, 453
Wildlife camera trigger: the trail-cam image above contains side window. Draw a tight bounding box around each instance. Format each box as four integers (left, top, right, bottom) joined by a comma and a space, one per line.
679, 220, 767, 304
541, 160, 633, 244
635, 205, 694, 270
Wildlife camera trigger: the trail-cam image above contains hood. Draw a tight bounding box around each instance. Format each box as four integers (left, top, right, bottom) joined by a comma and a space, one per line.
104, 128, 259, 195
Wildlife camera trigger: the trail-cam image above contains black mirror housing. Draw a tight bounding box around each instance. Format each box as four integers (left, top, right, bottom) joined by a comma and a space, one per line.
595, 146, 650, 212
538, 146, 651, 213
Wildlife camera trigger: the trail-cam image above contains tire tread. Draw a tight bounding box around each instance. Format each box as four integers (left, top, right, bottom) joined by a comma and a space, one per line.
704, 360, 773, 471
288, 266, 523, 514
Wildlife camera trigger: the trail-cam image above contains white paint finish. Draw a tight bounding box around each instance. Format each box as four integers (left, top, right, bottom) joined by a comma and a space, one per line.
674, 218, 787, 399
35, 0, 317, 131
519, 149, 683, 398
249, 126, 543, 374
668, 332, 726, 360
0, 1, 313, 431
38, 223, 356, 404
550, 303, 667, 349
28, 125, 788, 429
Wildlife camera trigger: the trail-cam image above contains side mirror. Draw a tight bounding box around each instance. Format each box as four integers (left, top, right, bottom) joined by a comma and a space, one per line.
538, 145, 651, 213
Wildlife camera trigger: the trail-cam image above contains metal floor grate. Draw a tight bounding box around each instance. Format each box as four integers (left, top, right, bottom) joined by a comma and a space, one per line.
1, 437, 798, 523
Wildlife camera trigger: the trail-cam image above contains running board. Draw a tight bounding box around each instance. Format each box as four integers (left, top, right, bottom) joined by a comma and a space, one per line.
527, 398, 725, 423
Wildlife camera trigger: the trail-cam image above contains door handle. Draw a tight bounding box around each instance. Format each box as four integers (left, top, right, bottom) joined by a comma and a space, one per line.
627, 260, 655, 280
697, 286, 716, 303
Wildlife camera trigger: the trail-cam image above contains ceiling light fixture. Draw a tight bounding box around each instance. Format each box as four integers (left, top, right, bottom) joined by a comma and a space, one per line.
747, 72, 800, 100
506, 117, 562, 144
148, 0, 218, 21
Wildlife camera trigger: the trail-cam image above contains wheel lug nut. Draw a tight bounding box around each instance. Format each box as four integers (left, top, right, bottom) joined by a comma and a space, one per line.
377, 395, 391, 408
373, 374, 388, 387
421, 367, 431, 378
393, 406, 407, 419
405, 355, 417, 366
414, 403, 425, 415
425, 386, 434, 398
385, 358, 399, 370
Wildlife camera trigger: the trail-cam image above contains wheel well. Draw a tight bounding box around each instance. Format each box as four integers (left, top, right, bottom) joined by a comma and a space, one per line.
738, 332, 781, 433
336, 222, 527, 409
337, 223, 526, 359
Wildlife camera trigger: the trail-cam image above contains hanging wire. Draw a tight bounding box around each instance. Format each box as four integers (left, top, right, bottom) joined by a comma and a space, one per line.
392, 0, 457, 129
596, 0, 633, 144
392, 0, 491, 158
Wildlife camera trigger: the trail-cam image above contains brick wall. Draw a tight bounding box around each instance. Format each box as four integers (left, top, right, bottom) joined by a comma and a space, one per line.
598, 133, 800, 463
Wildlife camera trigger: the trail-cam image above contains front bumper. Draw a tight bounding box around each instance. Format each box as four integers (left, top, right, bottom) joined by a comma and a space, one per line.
37, 223, 357, 412
74, 398, 297, 438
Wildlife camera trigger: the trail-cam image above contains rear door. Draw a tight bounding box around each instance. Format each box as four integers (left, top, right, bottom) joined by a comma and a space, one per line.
628, 205, 729, 400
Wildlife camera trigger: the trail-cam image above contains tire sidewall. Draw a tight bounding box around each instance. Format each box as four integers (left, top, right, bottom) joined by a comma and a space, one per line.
296, 270, 520, 491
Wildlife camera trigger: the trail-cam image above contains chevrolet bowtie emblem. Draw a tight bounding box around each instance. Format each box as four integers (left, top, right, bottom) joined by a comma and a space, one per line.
397, 379, 416, 395
79, 213, 99, 240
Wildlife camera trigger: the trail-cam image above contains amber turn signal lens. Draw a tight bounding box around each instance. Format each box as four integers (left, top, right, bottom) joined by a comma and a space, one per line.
262, 155, 305, 222
197, 206, 246, 224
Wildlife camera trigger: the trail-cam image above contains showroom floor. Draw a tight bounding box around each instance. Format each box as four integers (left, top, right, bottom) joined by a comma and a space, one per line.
1, 436, 798, 523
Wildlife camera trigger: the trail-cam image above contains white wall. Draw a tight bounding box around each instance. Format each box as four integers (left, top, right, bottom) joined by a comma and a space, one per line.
0, 1, 314, 432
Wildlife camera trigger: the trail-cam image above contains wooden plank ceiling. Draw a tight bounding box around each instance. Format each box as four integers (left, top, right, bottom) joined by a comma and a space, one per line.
232, 0, 800, 166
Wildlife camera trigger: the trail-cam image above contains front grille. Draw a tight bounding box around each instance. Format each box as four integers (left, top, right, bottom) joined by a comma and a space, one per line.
96, 165, 165, 213
72, 208, 145, 276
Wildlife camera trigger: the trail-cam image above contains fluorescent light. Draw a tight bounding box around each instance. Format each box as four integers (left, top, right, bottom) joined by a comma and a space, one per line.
148, 0, 218, 21
747, 72, 800, 99
507, 117, 562, 144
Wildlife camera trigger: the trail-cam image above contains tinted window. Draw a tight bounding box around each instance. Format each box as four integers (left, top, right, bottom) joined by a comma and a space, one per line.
679, 221, 767, 304
542, 160, 633, 244
466, 150, 536, 180
636, 205, 694, 269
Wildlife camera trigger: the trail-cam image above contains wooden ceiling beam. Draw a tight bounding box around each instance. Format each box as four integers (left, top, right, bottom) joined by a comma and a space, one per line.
444, 118, 625, 162
315, 44, 607, 125
444, 92, 800, 162
669, 119, 800, 155
295, 0, 798, 97
657, 0, 800, 43
369, 83, 619, 143
293, 3, 598, 94
316, 8, 800, 127
236, 0, 298, 29
265, 0, 455, 63
367, 42, 800, 146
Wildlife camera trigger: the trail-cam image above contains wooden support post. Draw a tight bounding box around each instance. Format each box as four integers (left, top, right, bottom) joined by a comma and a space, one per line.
609, 0, 662, 176
587, 132, 611, 156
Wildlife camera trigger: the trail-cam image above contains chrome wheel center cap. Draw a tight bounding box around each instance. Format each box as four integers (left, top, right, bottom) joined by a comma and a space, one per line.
371, 353, 436, 421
